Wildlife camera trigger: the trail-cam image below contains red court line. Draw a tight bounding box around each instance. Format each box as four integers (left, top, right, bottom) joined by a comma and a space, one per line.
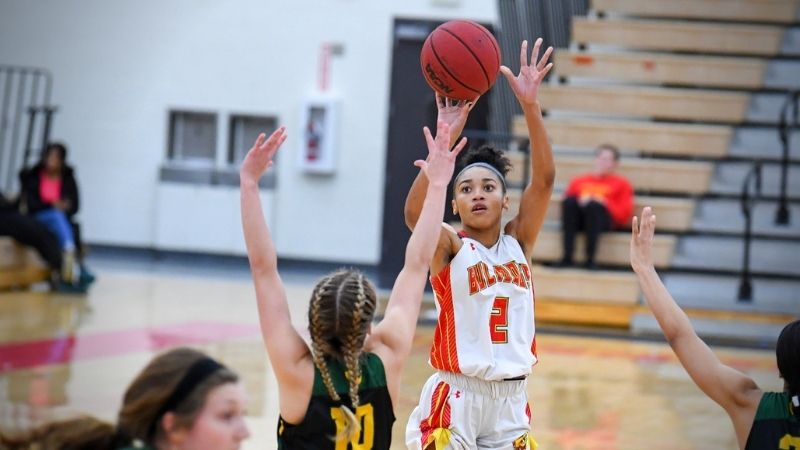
0, 322, 261, 372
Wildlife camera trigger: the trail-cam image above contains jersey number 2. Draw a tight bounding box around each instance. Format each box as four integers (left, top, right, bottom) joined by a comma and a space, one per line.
330, 403, 374, 449
490, 296, 509, 344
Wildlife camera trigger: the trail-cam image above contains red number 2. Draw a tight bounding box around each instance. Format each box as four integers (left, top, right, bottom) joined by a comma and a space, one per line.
490, 297, 509, 344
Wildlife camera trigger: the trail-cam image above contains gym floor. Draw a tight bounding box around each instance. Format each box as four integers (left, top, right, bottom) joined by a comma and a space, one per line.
0, 265, 782, 450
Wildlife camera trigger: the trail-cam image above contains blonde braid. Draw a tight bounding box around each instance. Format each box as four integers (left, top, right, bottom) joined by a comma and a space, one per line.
337, 273, 377, 442
309, 275, 341, 403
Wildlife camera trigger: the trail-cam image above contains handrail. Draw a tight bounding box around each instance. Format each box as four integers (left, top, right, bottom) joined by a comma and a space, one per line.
738, 161, 762, 302
776, 90, 798, 225
0, 65, 54, 193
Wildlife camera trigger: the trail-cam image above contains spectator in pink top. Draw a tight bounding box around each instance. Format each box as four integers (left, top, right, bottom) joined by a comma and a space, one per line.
20, 142, 93, 286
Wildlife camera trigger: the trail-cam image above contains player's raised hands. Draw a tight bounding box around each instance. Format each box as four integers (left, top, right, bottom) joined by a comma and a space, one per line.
436, 93, 477, 143
417, 120, 468, 187
240, 127, 287, 182
631, 207, 657, 273
500, 38, 553, 107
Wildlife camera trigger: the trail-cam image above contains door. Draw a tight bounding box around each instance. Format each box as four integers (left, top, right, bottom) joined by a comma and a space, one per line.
378, 18, 492, 288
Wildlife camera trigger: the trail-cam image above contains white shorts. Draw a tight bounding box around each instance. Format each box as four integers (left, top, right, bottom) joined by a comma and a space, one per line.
405, 371, 537, 450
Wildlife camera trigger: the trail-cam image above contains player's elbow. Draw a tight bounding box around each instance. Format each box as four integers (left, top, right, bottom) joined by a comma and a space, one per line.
404, 204, 419, 231
404, 246, 432, 272
538, 167, 556, 188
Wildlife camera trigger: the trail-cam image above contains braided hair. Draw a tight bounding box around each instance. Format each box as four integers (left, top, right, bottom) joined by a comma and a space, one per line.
777, 320, 800, 409
308, 269, 378, 443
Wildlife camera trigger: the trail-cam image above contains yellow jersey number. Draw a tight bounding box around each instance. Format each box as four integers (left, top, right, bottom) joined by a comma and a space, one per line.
779, 434, 800, 450
330, 403, 374, 450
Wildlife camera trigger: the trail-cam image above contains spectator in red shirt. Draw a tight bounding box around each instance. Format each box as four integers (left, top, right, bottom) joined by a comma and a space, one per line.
558, 144, 633, 269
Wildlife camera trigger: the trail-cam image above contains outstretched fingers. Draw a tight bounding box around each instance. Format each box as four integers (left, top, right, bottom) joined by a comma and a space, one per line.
450, 137, 468, 159
520, 39, 529, 69
530, 38, 542, 69
422, 126, 435, 151
262, 127, 287, 150
537, 45, 553, 71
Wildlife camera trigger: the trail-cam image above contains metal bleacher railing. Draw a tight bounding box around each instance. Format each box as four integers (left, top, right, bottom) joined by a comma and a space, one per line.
0, 65, 56, 195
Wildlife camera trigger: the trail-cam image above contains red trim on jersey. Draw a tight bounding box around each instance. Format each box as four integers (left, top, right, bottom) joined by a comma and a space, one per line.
430, 267, 460, 373
526, 402, 532, 424
530, 270, 538, 361
420, 381, 452, 447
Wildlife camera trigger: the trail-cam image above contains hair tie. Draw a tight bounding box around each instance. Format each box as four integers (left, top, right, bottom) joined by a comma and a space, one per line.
148, 357, 225, 440
455, 162, 506, 190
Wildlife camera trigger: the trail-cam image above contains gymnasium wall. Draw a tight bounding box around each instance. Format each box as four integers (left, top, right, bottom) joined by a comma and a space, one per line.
0, 0, 497, 264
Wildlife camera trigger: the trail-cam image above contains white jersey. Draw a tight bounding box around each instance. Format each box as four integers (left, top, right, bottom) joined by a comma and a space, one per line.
429, 232, 537, 381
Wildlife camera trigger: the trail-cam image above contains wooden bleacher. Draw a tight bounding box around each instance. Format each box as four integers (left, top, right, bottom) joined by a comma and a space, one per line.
504, 190, 695, 232
505, 151, 714, 195
532, 228, 677, 268
591, 0, 800, 24
532, 264, 639, 328
493, 0, 793, 328
0, 237, 49, 290
538, 84, 749, 123
553, 50, 768, 89
572, 17, 786, 56
513, 117, 732, 158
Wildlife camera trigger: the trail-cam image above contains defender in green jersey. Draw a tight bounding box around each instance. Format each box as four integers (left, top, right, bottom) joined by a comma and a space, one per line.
240, 121, 468, 449
631, 207, 799, 450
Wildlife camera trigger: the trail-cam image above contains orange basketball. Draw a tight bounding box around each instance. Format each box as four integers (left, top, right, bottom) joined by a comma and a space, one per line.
420, 20, 501, 100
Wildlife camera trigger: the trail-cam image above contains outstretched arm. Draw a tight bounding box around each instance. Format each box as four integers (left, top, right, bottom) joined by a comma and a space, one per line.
631, 207, 761, 444
404, 94, 476, 230
373, 120, 467, 370
240, 128, 310, 385
501, 38, 556, 258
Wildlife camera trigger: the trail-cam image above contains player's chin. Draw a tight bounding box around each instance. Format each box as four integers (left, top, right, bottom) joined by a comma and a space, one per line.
462, 211, 501, 228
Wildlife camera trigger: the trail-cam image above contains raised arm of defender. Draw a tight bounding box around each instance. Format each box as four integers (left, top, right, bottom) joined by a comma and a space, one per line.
501, 38, 556, 258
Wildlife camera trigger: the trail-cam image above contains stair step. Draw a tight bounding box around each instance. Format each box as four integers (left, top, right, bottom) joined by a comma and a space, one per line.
663, 273, 800, 315
710, 161, 800, 198
730, 127, 800, 162
693, 198, 800, 239
631, 314, 787, 346
672, 235, 800, 276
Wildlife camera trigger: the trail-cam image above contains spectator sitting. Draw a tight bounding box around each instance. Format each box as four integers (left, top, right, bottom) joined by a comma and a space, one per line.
0, 192, 87, 293
20, 142, 94, 285
558, 144, 633, 270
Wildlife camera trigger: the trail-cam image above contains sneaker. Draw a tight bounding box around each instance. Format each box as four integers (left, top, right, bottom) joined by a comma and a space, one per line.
54, 279, 88, 295
78, 264, 96, 285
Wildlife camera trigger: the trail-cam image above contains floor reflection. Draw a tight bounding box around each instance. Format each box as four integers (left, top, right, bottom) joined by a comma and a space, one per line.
0, 270, 783, 450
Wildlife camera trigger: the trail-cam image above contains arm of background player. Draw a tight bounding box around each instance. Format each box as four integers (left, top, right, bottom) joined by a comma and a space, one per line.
631, 207, 762, 433
240, 128, 311, 386
373, 120, 467, 376
403, 93, 475, 230
501, 38, 556, 258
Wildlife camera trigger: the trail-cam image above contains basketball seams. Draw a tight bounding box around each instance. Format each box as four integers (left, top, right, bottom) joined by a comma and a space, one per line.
429, 37, 483, 97
439, 26, 490, 90
462, 21, 500, 71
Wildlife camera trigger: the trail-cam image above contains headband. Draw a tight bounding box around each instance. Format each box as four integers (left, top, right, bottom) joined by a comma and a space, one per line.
454, 162, 506, 190
148, 357, 225, 440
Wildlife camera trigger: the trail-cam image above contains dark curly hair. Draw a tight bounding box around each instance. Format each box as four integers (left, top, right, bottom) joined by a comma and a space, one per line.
777, 320, 800, 400
453, 145, 512, 193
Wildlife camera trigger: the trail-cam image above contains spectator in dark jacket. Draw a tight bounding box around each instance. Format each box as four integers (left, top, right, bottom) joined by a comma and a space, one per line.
20, 142, 93, 284
0, 193, 86, 292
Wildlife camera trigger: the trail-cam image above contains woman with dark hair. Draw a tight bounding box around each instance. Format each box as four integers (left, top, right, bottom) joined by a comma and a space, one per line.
403, 38, 554, 449
239, 120, 466, 448
19, 142, 93, 285
0, 347, 249, 450
631, 206, 799, 449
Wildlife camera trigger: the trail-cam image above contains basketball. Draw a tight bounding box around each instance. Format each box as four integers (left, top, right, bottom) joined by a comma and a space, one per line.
420, 20, 501, 101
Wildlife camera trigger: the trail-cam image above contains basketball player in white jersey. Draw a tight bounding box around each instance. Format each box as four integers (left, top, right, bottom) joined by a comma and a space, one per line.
404, 39, 554, 450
